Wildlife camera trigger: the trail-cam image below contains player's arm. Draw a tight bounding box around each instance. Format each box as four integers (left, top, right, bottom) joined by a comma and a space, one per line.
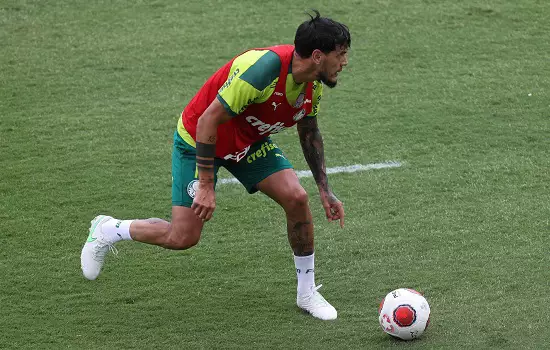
297, 117, 345, 228
297, 117, 328, 191
192, 50, 277, 221
195, 98, 232, 182
192, 99, 232, 221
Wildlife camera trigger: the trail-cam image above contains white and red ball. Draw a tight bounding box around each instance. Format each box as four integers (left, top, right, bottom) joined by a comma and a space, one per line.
378, 288, 431, 340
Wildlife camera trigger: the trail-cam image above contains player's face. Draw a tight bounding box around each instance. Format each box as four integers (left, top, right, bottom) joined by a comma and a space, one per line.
317, 46, 348, 88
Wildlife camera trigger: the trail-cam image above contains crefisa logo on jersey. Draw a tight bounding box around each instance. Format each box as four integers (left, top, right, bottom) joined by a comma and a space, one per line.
187, 180, 199, 198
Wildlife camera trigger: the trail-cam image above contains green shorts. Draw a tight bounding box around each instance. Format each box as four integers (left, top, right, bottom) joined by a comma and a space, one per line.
172, 131, 293, 207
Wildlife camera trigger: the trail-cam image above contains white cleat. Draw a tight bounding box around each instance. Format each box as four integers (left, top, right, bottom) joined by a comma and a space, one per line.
297, 285, 338, 320
80, 215, 117, 280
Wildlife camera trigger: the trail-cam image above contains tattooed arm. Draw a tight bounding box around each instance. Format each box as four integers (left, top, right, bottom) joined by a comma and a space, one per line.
297, 117, 328, 191
192, 98, 232, 221
297, 117, 345, 228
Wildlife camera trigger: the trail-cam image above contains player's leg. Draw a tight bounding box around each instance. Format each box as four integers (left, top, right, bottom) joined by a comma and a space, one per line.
224, 138, 336, 320
126, 205, 203, 249
80, 207, 203, 280
80, 131, 212, 280
256, 168, 314, 256
256, 169, 336, 320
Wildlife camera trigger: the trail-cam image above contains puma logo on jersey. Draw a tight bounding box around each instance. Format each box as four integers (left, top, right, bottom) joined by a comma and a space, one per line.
272, 102, 282, 111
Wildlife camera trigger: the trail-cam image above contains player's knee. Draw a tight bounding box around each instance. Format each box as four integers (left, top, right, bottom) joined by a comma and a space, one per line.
283, 187, 309, 212
167, 225, 202, 250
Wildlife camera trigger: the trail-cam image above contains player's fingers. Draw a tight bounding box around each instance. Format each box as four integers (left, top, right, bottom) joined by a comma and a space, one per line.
202, 206, 212, 221
204, 207, 215, 221
330, 204, 341, 217
195, 207, 205, 219
194, 204, 208, 220
323, 205, 332, 221
337, 205, 345, 228
328, 204, 344, 227
193, 205, 202, 218
324, 205, 331, 216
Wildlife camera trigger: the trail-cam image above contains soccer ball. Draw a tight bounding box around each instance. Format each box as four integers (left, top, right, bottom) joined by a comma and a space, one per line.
378, 288, 431, 340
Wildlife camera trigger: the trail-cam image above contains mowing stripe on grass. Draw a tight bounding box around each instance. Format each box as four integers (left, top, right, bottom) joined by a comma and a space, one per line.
218, 161, 403, 185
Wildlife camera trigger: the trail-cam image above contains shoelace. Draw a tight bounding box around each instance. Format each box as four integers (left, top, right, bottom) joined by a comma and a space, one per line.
305, 285, 330, 307
92, 238, 118, 262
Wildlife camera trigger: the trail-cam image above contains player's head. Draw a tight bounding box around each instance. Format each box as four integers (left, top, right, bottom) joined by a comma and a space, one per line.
294, 10, 351, 88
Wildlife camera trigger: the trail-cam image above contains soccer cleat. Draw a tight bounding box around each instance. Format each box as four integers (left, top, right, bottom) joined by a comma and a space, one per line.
80, 215, 118, 280
297, 284, 338, 320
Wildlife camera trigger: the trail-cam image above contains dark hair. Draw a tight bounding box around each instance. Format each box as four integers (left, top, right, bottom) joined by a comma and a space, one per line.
294, 9, 351, 58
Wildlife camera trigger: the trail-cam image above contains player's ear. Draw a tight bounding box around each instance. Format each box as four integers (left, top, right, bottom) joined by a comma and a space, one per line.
311, 49, 324, 64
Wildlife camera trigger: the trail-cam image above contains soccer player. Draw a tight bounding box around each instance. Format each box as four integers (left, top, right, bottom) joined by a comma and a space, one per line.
81, 10, 350, 321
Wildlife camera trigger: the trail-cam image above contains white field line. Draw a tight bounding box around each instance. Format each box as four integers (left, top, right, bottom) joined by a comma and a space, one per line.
218, 161, 403, 185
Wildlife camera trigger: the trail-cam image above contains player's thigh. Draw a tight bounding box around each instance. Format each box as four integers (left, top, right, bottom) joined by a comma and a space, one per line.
223, 138, 294, 194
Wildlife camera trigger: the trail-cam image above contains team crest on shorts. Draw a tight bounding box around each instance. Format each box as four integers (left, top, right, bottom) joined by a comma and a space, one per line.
187, 180, 199, 198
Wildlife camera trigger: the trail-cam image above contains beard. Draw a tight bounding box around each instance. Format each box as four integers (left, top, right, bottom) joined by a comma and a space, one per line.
319, 71, 337, 88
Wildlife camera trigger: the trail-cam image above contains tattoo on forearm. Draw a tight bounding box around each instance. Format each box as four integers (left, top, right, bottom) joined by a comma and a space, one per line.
208, 136, 216, 143
298, 120, 328, 191
196, 158, 214, 166
197, 165, 214, 173
198, 176, 215, 184
197, 156, 215, 174
196, 141, 216, 175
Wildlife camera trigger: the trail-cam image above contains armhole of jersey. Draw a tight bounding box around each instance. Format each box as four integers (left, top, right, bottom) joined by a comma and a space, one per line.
177, 118, 197, 147
307, 80, 322, 117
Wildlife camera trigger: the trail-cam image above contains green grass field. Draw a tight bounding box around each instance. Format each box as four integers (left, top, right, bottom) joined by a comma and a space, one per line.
1, 0, 549, 348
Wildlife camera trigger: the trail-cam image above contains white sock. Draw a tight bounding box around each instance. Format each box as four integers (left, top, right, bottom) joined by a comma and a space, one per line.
294, 253, 315, 296
101, 218, 134, 242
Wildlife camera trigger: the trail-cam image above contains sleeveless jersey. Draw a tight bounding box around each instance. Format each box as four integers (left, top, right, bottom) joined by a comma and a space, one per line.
180, 45, 314, 162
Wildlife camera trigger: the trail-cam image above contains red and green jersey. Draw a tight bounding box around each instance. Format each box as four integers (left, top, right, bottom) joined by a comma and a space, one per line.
178, 44, 323, 162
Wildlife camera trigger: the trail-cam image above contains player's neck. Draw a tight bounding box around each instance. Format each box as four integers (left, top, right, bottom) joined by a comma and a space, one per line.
291, 52, 318, 84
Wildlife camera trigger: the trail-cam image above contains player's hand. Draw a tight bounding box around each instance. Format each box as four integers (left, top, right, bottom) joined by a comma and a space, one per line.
191, 183, 216, 221
319, 190, 345, 228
